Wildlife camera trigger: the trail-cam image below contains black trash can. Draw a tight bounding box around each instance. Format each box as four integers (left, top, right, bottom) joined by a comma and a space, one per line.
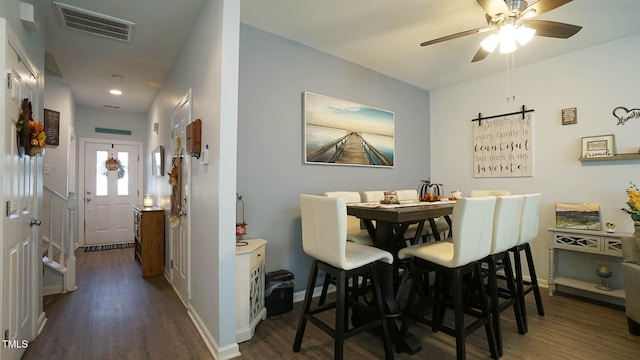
265, 270, 295, 317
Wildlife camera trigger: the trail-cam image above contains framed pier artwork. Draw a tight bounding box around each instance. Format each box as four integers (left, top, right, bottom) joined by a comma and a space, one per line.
303, 92, 395, 168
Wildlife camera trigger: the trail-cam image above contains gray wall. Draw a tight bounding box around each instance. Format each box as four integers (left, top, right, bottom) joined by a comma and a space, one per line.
238, 24, 431, 292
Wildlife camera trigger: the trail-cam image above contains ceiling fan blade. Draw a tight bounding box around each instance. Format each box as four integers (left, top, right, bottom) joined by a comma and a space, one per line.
471, 47, 491, 63
476, 0, 509, 18
525, 20, 582, 38
420, 27, 491, 47
524, 0, 573, 17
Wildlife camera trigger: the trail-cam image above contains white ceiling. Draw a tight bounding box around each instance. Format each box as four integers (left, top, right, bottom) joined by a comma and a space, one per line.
45, 0, 640, 114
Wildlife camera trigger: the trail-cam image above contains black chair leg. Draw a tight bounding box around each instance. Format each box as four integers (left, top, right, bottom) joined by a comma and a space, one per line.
524, 244, 544, 316
452, 269, 466, 360
368, 264, 395, 360
474, 262, 499, 360
318, 272, 332, 306
512, 247, 528, 333
293, 261, 319, 352
502, 253, 526, 335
486, 257, 503, 357
334, 270, 346, 360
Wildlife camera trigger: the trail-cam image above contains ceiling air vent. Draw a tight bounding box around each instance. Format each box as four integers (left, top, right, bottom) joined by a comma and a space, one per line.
53, 2, 134, 43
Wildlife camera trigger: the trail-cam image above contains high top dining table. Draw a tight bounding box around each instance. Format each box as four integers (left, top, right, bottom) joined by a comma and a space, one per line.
347, 200, 456, 353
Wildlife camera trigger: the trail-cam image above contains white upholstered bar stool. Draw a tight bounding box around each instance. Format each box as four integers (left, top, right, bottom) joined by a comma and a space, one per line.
324, 191, 371, 245
509, 193, 544, 332
469, 190, 511, 197
293, 195, 394, 360
397, 197, 498, 360
483, 195, 526, 357
320, 192, 372, 306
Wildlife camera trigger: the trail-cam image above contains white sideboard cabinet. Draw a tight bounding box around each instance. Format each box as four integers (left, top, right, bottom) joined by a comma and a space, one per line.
235, 238, 267, 342
548, 227, 632, 300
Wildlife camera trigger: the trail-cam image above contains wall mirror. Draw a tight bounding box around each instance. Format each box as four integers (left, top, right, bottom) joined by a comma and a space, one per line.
152, 145, 164, 177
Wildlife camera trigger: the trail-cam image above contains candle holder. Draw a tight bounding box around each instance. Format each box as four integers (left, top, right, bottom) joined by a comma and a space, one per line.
595, 262, 613, 291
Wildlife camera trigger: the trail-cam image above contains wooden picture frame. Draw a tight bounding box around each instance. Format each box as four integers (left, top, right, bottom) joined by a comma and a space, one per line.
581, 134, 614, 159
303, 92, 395, 168
561, 107, 577, 125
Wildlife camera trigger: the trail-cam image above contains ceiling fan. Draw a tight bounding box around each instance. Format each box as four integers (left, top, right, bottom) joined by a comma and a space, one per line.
420, 0, 582, 62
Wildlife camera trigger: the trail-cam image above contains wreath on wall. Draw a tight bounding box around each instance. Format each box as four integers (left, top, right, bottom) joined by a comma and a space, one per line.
100, 156, 126, 179
16, 98, 46, 157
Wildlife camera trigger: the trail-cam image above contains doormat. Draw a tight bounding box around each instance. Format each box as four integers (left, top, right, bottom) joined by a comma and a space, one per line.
84, 242, 134, 252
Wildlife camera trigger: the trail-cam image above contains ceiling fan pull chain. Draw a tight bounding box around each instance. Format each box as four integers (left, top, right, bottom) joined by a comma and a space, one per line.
506, 53, 516, 103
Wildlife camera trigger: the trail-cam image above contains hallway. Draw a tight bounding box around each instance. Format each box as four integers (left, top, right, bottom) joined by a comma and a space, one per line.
22, 247, 212, 359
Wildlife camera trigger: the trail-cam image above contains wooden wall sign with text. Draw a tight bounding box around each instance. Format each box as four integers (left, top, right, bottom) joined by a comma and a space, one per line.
44, 108, 60, 146
473, 112, 533, 178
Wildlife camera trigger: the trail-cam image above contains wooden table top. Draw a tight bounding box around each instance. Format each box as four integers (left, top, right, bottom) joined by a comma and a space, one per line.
347, 201, 455, 223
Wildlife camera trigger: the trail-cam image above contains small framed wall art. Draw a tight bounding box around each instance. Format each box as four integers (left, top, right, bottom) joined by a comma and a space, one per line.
581, 134, 614, 159
561, 107, 577, 125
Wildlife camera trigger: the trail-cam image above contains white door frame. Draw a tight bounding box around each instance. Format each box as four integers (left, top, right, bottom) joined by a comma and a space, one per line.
78, 137, 143, 247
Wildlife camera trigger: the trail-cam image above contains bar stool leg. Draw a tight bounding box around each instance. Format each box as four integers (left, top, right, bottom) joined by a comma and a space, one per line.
452, 268, 466, 360
524, 244, 545, 316
293, 261, 319, 352
335, 270, 346, 360
502, 254, 526, 335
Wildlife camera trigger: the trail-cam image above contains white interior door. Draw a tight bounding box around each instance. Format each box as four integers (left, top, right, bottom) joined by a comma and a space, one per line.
83, 141, 139, 246
2, 34, 38, 360
170, 90, 191, 305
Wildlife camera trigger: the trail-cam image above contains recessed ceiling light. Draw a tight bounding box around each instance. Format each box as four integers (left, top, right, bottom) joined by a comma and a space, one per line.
110, 89, 122, 95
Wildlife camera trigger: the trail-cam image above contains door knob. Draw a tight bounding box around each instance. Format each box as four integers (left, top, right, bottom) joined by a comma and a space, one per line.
30, 218, 42, 226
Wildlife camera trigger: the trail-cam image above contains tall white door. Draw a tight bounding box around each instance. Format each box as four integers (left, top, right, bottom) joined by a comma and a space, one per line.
83, 141, 140, 245
170, 91, 191, 305
2, 31, 39, 360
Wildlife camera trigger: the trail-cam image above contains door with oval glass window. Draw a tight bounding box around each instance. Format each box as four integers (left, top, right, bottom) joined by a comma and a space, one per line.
83, 141, 140, 245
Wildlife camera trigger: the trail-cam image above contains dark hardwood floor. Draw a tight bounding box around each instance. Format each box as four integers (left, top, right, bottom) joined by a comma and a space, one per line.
24, 248, 640, 359
241, 284, 640, 359
22, 247, 212, 360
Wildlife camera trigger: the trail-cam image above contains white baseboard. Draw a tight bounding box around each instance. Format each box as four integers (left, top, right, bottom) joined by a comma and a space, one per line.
36, 312, 47, 337
187, 304, 240, 360
43, 284, 63, 296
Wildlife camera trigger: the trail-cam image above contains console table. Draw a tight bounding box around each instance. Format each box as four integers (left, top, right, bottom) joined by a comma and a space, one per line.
548, 227, 632, 300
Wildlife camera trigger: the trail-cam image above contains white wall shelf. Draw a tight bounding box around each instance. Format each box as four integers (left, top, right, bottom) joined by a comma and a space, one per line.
579, 153, 640, 162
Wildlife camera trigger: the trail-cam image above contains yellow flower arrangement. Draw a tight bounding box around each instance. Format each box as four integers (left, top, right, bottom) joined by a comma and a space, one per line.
27, 120, 46, 156
622, 181, 640, 222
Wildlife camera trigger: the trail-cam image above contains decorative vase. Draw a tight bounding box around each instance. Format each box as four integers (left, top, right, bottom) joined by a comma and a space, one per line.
635, 221, 640, 237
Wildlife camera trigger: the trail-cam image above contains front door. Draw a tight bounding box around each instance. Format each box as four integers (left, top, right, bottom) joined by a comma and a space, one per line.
170, 90, 191, 305
2, 27, 39, 360
83, 140, 140, 246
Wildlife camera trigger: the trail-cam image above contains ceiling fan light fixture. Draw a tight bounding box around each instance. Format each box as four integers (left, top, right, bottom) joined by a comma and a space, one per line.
522, 9, 536, 19
498, 23, 516, 41
480, 33, 499, 53
515, 25, 536, 45
499, 37, 517, 54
